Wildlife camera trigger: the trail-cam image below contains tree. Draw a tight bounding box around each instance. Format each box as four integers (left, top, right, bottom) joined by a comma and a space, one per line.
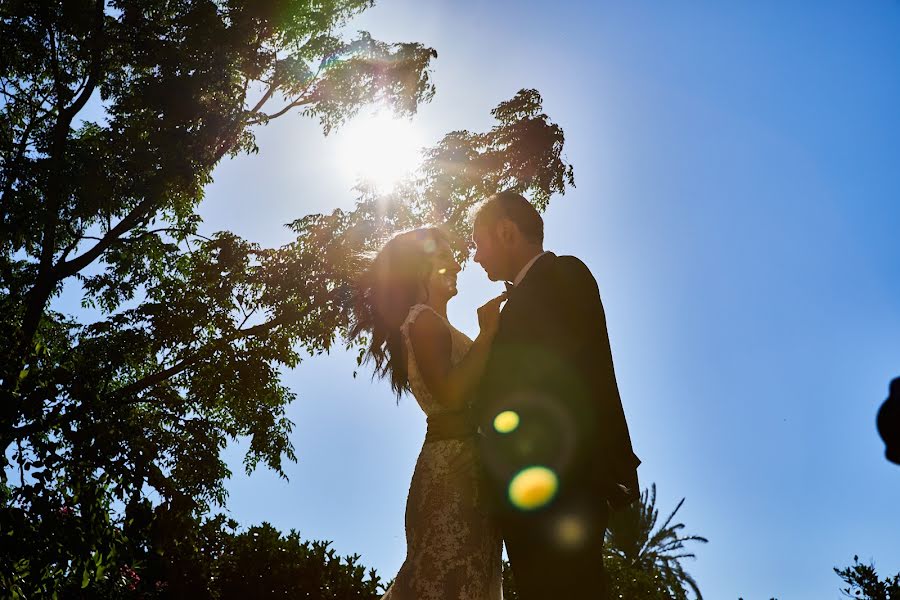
835, 556, 900, 600
0, 0, 574, 592
605, 483, 708, 599
4, 508, 388, 599
213, 522, 384, 600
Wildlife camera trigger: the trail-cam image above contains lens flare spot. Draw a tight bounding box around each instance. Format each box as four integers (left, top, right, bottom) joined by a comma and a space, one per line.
556, 514, 587, 548
437, 267, 447, 274
493, 410, 520, 434
508, 466, 558, 511
423, 239, 437, 254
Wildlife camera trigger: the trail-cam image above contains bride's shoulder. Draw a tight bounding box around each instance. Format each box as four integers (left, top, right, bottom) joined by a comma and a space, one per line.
401, 304, 445, 335
402, 303, 433, 326
403, 306, 452, 357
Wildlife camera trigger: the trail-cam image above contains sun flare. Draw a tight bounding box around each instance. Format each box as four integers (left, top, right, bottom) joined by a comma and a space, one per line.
335, 110, 423, 192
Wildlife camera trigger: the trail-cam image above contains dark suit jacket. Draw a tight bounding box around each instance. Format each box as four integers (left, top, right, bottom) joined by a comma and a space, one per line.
475, 252, 640, 512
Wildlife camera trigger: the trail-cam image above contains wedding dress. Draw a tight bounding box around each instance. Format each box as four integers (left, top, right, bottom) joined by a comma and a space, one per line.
381, 304, 503, 600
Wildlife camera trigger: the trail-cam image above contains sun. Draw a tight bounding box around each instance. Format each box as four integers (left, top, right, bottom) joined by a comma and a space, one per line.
335, 110, 424, 192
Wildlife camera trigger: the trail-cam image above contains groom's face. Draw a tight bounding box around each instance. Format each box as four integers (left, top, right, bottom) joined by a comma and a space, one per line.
472, 220, 512, 282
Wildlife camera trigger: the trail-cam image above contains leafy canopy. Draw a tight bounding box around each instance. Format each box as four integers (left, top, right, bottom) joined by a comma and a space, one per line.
0, 0, 574, 593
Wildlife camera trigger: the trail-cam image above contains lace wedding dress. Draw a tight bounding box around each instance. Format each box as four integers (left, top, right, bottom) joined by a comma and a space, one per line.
381, 304, 503, 600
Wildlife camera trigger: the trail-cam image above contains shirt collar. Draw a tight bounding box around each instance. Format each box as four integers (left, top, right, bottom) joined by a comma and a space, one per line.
512, 251, 549, 287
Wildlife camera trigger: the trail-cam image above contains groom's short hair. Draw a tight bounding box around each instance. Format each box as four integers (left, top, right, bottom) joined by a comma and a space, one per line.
475, 191, 544, 244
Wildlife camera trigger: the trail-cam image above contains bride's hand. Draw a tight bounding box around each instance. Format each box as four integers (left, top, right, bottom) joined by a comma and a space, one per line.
477, 293, 506, 338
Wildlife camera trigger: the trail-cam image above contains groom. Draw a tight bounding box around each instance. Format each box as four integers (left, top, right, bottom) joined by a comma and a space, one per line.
471, 191, 640, 600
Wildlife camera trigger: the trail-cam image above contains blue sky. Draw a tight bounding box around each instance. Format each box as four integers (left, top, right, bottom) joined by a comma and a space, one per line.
54, 1, 900, 598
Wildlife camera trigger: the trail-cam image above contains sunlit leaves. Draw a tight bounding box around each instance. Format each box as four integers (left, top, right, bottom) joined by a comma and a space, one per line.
298, 32, 438, 134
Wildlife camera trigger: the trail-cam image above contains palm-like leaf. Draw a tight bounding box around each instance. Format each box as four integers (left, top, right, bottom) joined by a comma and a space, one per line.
606, 484, 708, 600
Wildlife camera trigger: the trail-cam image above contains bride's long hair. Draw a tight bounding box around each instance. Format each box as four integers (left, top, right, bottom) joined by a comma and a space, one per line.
350, 227, 450, 397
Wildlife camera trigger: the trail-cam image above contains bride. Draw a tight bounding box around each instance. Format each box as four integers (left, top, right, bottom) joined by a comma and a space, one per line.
351, 227, 505, 600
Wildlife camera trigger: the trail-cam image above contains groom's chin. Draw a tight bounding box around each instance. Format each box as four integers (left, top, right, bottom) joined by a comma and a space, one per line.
477, 264, 501, 281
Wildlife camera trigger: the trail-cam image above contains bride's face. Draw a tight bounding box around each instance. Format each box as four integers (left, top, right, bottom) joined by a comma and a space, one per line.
425, 241, 461, 302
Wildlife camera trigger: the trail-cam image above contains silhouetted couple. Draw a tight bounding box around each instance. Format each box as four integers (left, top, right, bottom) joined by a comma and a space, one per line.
352, 192, 640, 600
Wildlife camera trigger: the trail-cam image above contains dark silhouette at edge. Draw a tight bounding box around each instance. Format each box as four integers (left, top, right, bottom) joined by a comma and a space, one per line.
877, 377, 900, 465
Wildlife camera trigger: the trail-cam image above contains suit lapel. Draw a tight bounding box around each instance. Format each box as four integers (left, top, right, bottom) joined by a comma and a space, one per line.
516, 252, 555, 293
505, 252, 555, 306
497, 252, 556, 338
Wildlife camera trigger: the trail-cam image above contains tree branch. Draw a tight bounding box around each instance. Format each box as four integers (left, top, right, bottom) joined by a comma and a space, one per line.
248, 96, 314, 124
111, 315, 289, 403
55, 193, 159, 279
5, 400, 67, 443
7, 313, 292, 442
45, 0, 103, 125
1, 124, 37, 211
248, 80, 277, 116
246, 58, 324, 126
123, 227, 213, 244
7, 0, 107, 391
46, 20, 64, 113
247, 52, 279, 116
58, 228, 84, 262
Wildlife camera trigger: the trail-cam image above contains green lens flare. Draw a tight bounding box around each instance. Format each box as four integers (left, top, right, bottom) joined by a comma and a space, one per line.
493, 410, 520, 434
508, 466, 558, 511
556, 514, 587, 548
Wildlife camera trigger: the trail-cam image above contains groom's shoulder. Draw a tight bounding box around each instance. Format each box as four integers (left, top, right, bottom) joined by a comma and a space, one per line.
553, 254, 597, 286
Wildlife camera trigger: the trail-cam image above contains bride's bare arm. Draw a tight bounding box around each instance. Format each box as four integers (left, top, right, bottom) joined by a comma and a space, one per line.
408, 296, 504, 410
